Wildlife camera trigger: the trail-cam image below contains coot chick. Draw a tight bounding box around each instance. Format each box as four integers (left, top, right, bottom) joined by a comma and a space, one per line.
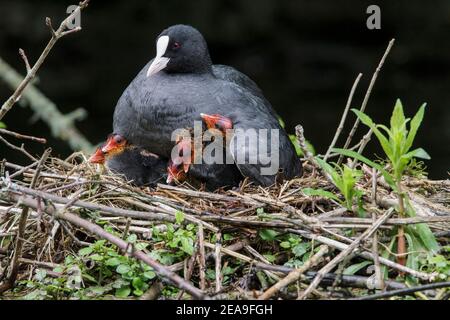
113, 24, 302, 187
89, 134, 167, 187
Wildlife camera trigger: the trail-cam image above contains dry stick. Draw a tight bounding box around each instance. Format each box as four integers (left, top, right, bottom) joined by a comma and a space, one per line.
198, 224, 206, 291
288, 228, 433, 280
298, 208, 396, 299
2, 191, 206, 300
0, 135, 37, 162
350, 281, 450, 300
372, 212, 385, 290
201, 242, 406, 291
215, 232, 222, 293
0, 0, 90, 121
0, 129, 46, 144
3, 181, 176, 222
324, 73, 363, 161
0, 148, 50, 294
258, 245, 329, 300
295, 125, 334, 184
337, 39, 396, 166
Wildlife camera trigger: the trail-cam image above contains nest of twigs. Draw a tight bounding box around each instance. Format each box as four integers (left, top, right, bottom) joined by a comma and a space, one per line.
0, 150, 449, 300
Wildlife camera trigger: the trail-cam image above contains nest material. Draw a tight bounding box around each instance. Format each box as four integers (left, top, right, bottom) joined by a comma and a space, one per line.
0, 152, 449, 300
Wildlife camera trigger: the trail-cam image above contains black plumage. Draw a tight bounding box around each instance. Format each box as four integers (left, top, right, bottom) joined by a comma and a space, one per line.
113, 24, 302, 187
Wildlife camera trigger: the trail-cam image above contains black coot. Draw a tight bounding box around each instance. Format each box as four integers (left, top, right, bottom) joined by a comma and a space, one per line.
113, 24, 302, 186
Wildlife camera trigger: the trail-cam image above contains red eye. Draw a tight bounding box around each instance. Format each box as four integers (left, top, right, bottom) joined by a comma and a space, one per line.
114, 135, 123, 144
172, 42, 181, 49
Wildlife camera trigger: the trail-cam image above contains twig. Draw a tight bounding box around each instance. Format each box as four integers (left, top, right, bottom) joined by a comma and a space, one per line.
0, 0, 90, 121
0, 135, 37, 162
1, 191, 207, 299
258, 245, 329, 300
350, 281, 450, 300
198, 224, 206, 291
371, 212, 384, 290
338, 39, 395, 166
0, 148, 50, 294
298, 208, 395, 299
324, 73, 363, 161
18, 49, 31, 74
295, 125, 316, 165
287, 227, 433, 281
0, 128, 46, 144
215, 232, 222, 293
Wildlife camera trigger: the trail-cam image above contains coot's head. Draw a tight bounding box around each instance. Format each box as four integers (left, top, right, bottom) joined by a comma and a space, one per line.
101, 134, 128, 156
147, 24, 212, 77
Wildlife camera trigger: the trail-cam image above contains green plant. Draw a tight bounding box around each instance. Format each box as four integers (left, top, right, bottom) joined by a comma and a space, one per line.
333, 99, 440, 270
314, 157, 364, 211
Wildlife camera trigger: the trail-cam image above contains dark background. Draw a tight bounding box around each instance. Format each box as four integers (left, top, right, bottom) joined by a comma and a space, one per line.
0, 0, 449, 178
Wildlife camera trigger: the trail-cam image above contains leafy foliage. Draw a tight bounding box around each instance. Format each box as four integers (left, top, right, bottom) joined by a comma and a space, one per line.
315, 157, 363, 210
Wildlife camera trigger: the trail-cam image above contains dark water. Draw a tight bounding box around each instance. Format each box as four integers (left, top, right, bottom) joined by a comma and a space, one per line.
0, 0, 449, 178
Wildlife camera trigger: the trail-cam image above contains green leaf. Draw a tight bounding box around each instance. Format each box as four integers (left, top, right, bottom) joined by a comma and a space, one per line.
34, 269, 47, 281
89, 254, 103, 261
404, 103, 426, 154
116, 264, 131, 274
115, 286, 131, 298
331, 148, 397, 190
404, 232, 420, 275
414, 223, 440, 254
292, 243, 308, 257
180, 237, 194, 255
302, 187, 340, 202
78, 247, 93, 256
353, 109, 393, 159
132, 277, 144, 290
127, 234, 137, 243
343, 261, 372, 275
280, 241, 291, 249
143, 271, 156, 280
259, 229, 279, 241
402, 148, 431, 161
278, 117, 285, 129
175, 211, 185, 224
390, 99, 406, 135
381, 236, 397, 280
105, 257, 121, 267
0, 122, 6, 129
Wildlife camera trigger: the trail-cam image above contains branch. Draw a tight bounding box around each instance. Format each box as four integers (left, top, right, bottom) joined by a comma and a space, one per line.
324, 73, 363, 161
298, 208, 396, 299
350, 281, 450, 300
337, 39, 395, 166
1, 190, 207, 300
258, 245, 329, 300
0, 0, 90, 122
0, 128, 46, 144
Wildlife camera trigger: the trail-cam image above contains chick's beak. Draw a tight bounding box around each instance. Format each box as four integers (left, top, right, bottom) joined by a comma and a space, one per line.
101, 136, 121, 154
200, 113, 233, 131
89, 148, 105, 164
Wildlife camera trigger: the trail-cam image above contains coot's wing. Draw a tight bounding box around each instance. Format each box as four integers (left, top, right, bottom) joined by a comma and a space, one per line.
212, 64, 280, 120
215, 83, 301, 187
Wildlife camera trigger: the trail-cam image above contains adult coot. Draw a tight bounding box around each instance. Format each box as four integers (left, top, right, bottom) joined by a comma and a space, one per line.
89, 134, 167, 187
113, 24, 302, 186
